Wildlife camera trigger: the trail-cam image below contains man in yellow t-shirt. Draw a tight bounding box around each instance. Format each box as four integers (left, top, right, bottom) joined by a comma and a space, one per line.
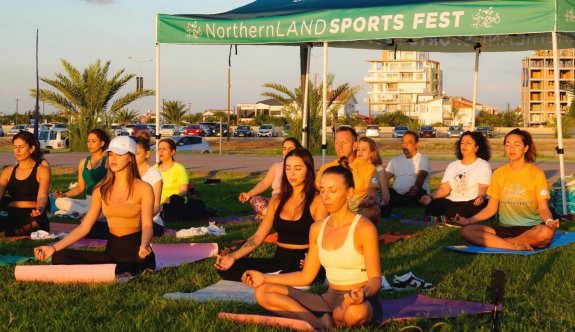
316, 126, 380, 225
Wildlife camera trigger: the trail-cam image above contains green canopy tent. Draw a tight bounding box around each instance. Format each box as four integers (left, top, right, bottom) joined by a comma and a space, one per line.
156, 0, 575, 215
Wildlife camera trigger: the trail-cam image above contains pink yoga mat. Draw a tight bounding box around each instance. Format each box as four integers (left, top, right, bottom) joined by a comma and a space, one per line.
151, 242, 218, 270
15, 264, 116, 283
218, 312, 314, 331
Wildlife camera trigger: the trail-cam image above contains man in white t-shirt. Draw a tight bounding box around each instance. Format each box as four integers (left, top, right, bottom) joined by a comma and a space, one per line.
381, 131, 430, 218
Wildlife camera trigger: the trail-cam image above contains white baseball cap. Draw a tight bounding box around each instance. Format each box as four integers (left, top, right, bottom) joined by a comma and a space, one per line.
106, 136, 136, 155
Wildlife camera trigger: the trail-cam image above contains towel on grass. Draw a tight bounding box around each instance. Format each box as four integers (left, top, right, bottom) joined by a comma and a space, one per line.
164, 280, 256, 303
445, 232, 575, 255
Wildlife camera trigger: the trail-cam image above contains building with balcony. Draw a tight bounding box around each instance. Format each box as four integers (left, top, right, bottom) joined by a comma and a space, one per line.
364, 51, 441, 119
521, 49, 575, 127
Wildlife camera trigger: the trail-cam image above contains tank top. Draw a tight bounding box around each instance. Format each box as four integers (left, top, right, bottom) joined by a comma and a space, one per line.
6, 161, 41, 202
102, 201, 141, 237
272, 200, 314, 245
317, 214, 368, 285
83, 155, 108, 195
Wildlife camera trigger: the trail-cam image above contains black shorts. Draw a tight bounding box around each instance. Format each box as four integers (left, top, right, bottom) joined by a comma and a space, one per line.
492, 225, 538, 238
287, 287, 383, 325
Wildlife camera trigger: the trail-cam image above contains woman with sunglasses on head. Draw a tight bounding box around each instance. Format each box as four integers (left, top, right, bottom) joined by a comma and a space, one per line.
454, 128, 558, 250
34, 136, 155, 275
0, 131, 51, 236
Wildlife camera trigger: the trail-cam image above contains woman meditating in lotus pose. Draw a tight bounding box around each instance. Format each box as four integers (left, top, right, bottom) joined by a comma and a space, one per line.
216, 148, 327, 282
242, 164, 382, 329
420, 131, 492, 222
34, 136, 155, 275
454, 128, 558, 250
238, 137, 301, 220
0, 131, 51, 236
53, 129, 109, 215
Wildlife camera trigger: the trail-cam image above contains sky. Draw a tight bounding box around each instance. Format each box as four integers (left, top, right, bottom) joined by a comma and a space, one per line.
0, 0, 533, 117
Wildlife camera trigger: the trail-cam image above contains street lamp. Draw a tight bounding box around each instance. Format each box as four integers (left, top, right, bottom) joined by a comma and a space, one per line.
128, 56, 153, 113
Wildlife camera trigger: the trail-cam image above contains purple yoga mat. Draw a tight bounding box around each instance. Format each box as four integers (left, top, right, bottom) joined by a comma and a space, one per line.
151, 242, 218, 270
380, 294, 498, 323
68, 238, 108, 248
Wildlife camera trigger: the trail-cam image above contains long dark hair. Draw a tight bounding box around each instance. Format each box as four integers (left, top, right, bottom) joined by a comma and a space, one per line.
276, 148, 317, 215
13, 131, 43, 162
97, 152, 140, 203
282, 137, 302, 149
136, 131, 151, 152
504, 128, 536, 162
455, 131, 491, 161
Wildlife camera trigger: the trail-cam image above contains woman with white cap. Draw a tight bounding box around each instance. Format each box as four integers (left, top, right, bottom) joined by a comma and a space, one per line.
34, 136, 156, 275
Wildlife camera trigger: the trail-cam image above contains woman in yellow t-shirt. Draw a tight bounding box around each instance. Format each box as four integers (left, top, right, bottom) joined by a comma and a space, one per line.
454, 128, 559, 250
154, 138, 189, 204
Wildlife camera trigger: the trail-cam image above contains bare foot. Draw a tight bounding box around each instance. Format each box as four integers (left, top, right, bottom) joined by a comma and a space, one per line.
506, 239, 533, 251
312, 314, 334, 331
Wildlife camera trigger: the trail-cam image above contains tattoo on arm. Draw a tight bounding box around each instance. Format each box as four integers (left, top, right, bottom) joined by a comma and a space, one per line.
242, 237, 257, 249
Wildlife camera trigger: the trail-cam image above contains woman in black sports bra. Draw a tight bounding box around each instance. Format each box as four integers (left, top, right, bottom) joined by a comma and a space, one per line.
215, 148, 328, 282
0, 131, 51, 236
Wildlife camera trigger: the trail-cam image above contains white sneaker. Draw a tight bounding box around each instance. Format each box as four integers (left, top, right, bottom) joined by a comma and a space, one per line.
381, 276, 393, 293
392, 272, 434, 291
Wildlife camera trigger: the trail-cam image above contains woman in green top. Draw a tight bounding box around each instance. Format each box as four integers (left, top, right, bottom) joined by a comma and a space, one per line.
53, 129, 110, 215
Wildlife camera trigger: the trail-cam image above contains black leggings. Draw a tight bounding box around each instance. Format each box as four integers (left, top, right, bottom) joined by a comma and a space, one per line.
52, 232, 156, 275
0, 207, 49, 236
217, 246, 325, 283
381, 188, 427, 218
86, 221, 164, 239
425, 197, 487, 219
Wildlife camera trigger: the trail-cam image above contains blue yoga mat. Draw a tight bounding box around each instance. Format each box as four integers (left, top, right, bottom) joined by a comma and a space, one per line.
445, 232, 575, 255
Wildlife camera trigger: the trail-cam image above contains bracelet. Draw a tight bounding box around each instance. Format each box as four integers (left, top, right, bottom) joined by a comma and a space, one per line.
545, 218, 554, 226
49, 245, 57, 253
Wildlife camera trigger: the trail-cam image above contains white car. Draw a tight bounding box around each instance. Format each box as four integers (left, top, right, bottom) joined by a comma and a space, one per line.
365, 125, 380, 138
160, 124, 180, 137
38, 128, 70, 149
152, 135, 212, 154
111, 125, 129, 136
8, 124, 27, 135
257, 124, 281, 137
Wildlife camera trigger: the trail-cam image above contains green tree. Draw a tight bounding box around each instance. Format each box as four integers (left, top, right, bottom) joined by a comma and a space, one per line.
30, 59, 154, 151
262, 74, 359, 153
162, 100, 187, 126
374, 111, 411, 127
184, 112, 203, 124
113, 108, 140, 125
498, 110, 524, 127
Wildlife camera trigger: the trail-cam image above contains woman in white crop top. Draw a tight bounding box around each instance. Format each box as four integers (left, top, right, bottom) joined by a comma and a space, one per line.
242, 164, 382, 329
238, 137, 301, 220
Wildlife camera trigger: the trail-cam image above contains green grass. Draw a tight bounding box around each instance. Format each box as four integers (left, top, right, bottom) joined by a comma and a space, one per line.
1, 170, 575, 331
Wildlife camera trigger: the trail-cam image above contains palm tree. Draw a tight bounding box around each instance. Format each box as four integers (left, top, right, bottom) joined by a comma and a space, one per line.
161, 100, 188, 126
262, 74, 359, 153
30, 59, 154, 151
113, 108, 140, 125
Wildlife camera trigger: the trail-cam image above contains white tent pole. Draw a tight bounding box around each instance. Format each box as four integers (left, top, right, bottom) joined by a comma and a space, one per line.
301, 45, 311, 148
155, 41, 161, 164
322, 42, 328, 165
471, 42, 480, 131
552, 31, 567, 215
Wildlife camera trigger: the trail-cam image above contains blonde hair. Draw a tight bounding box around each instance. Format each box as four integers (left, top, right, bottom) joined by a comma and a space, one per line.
357, 137, 382, 166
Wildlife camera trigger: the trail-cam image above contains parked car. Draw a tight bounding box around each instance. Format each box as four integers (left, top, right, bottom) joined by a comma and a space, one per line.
391, 125, 409, 138
124, 124, 137, 136
419, 125, 437, 138
198, 124, 213, 136
7, 124, 27, 135
474, 126, 494, 138
365, 125, 380, 138
234, 125, 254, 137
213, 123, 229, 137
152, 135, 212, 154
282, 124, 291, 137
182, 124, 207, 136
26, 123, 50, 133
199, 122, 216, 133
38, 128, 70, 149
131, 124, 149, 136
110, 125, 129, 136
160, 124, 180, 137
257, 124, 281, 137
0, 126, 4, 137
146, 124, 157, 136
447, 125, 463, 138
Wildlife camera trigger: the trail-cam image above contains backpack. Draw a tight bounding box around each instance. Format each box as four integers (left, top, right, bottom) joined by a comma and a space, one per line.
549, 174, 575, 218
161, 195, 207, 223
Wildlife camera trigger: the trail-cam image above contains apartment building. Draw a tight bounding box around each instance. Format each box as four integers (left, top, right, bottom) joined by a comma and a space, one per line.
521, 49, 575, 127
364, 51, 441, 119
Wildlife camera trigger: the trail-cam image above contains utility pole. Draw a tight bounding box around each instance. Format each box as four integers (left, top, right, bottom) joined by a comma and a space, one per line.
15, 98, 20, 114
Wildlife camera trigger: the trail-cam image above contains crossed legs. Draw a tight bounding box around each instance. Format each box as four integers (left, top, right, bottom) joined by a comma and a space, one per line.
460, 224, 554, 250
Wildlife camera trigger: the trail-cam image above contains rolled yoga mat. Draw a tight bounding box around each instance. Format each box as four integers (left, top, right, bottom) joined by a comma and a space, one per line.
151, 242, 218, 269
15, 264, 116, 283
218, 312, 314, 331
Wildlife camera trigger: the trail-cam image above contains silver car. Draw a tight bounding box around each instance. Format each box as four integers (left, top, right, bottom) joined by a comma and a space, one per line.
7, 124, 27, 135
152, 135, 212, 154
111, 125, 129, 136
160, 124, 179, 137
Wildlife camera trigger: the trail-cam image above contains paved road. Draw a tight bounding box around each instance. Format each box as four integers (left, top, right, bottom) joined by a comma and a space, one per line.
1, 152, 572, 181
